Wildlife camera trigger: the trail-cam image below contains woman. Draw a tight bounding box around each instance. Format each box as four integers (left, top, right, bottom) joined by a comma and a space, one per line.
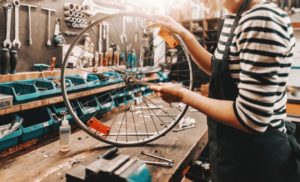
150, 0, 299, 181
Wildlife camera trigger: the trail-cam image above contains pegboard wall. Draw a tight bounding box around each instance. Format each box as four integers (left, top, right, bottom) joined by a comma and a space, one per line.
0, 0, 83, 73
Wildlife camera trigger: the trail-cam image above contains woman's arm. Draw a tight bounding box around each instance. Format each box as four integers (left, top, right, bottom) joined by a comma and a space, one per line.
150, 84, 250, 133
181, 88, 250, 133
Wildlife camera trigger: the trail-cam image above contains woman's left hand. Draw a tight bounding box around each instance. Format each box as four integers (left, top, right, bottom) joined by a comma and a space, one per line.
149, 83, 185, 103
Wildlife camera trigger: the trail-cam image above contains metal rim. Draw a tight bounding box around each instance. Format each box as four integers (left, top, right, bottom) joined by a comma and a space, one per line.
61, 12, 194, 147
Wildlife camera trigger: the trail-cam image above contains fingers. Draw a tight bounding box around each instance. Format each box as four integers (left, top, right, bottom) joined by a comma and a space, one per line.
149, 85, 161, 92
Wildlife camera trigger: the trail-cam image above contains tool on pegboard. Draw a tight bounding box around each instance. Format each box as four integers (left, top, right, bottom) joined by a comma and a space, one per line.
42, 7, 56, 47
21, 3, 38, 46
53, 19, 65, 47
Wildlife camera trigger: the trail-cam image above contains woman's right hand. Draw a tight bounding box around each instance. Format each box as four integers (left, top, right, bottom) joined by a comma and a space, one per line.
146, 15, 189, 36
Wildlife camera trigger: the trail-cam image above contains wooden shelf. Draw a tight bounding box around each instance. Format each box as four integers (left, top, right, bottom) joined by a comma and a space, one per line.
0, 67, 113, 83
0, 74, 159, 116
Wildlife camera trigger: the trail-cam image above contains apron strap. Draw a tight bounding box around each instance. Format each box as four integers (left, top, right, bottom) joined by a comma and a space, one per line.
222, 0, 252, 62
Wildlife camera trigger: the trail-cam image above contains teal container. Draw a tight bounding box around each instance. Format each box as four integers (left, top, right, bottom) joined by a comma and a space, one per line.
0, 82, 39, 104
46, 77, 73, 93
95, 92, 114, 115
74, 96, 101, 122
0, 114, 23, 151
112, 89, 133, 107
49, 102, 75, 130
66, 75, 88, 92
103, 72, 123, 85
86, 74, 107, 88
19, 107, 54, 142
20, 79, 58, 98
157, 71, 169, 82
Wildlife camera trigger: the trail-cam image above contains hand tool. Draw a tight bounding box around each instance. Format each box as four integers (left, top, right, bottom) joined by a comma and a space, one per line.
33, 64, 50, 79
120, 17, 128, 45
21, 4, 38, 46
173, 124, 198, 132
10, 49, 18, 74
3, 3, 13, 49
50, 57, 56, 71
42, 7, 56, 47
1, 48, 10, 75
12, 0, 21, 49
141, 150, 174, 164
140, 160, 173, 168
134, 17, 139, 43
53, 19, 65, 47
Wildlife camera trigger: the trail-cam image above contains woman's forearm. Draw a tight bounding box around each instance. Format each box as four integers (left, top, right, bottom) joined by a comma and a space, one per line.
180, 30, 213, 75
181, 88, 250, 133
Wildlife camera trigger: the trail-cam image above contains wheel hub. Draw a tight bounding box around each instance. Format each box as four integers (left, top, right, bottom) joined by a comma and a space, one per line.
124, 74, 136, 87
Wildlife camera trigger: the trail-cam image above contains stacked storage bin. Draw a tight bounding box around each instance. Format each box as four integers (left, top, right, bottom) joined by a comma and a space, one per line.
0, 114, 23, 151
0, 82, 39, 104
19, 107, 54, 142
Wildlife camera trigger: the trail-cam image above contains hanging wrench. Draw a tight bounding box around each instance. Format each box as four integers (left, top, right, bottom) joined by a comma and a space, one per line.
12, 0, 21, 49
120, 16, 128, 45
21, 4, 38, 46
42, 7, 56, 47
3, 3, 13, 49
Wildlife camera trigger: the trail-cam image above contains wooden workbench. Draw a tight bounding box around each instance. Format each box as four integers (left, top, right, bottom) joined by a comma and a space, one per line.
0, 111, 208, 182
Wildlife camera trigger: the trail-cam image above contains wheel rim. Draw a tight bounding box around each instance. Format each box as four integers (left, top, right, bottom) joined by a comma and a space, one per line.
61, 13, 194, 146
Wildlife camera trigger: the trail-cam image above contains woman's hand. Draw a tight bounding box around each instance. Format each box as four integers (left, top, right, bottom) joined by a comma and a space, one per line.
146, 15, 188, 36
149, 83, 185, 103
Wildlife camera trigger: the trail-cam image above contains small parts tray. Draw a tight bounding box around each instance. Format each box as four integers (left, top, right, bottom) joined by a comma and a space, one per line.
20, 79, 58, 98
0, 82, 39, 104
0, 114, 23, 151
19, 107, 54, 142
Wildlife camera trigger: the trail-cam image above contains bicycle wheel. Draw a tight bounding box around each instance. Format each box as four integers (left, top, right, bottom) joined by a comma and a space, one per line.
61, 13, 194, 147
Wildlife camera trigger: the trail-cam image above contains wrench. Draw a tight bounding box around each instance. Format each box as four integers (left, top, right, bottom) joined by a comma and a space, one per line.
140, 160, 173, 168
120, 17, 128, 45
42, 7, 56, 47
21, 4, 38, 46
3, 3, 13, 49
12, 0, 21, 49
141, 151, 174, 164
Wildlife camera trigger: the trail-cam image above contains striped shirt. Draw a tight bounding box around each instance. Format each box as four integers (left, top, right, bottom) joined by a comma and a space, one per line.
214, 2, 296, 133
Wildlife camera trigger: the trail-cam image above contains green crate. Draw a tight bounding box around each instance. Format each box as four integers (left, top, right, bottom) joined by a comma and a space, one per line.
19, 107, 54, 142
0, 82, 39, 104
74, 96, 101, 122
0, 114, 23, 151
20, 79, 58, 98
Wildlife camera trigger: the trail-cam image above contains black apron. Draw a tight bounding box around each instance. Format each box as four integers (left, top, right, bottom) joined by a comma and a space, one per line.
208, 1, 300, 182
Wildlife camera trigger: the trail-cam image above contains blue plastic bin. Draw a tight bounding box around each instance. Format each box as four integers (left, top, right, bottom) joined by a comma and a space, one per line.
20, 79, 58, 98
74, 96, 100, 122
113, 89, 133, 107
102, 72, 123, 85
0, 114, 23, 151
19, 107, 54, 142
157, 72, 169, 82
46, 77, 73, 93
0, 82, 39, 104
95, 92, 114, 115
66, 75, 88, 91
86, 74, 108, 88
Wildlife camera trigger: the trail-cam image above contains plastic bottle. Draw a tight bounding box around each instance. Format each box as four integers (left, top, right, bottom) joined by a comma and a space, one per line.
59, 115, 71, 152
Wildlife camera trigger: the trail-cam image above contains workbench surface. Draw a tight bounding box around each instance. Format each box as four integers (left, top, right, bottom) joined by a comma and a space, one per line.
0, 111, 208, 182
